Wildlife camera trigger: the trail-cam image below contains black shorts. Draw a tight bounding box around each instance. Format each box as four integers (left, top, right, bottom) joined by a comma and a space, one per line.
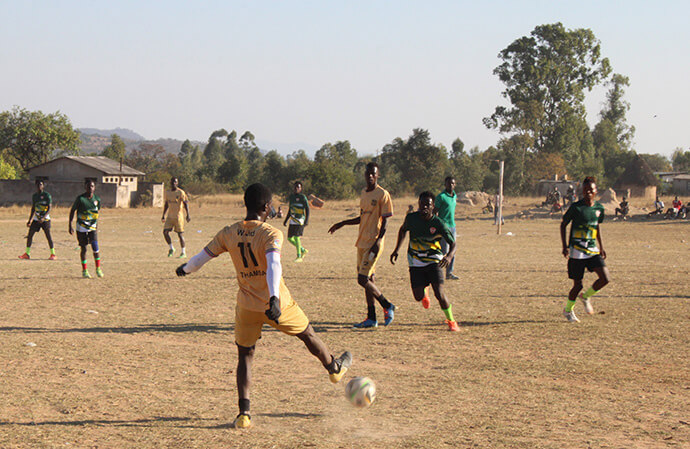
409, 264, 444, 288
287, 224, 304, 238
29, 220, 51, 234
77, 231, 98, 247
568, 255, 606, 280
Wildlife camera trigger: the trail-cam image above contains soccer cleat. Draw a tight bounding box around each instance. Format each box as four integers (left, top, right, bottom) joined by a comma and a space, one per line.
579, 293, 594, 315
96, 267, 104, 278
178, 252, 187, 259
421, 290, 430, 309
294, 256, 303, 263
328, 351, 353, 384
18, 253, 30, 260
446, 319, 460, 332
82, 269, 92, 279
383, 304, 396, 326
300, 248, 309, 259
562, 308, 579, 323
48, 254, 57, 260
353, 318, 378, 329
447, 273, 460, 280
168, 249, 175, 257
232, 413, 251, 429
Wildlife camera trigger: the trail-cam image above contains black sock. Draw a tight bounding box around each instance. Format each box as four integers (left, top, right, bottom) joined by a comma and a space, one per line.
239, 398, 250, 415
376, 294, 392, 309
367, 305, 376, 321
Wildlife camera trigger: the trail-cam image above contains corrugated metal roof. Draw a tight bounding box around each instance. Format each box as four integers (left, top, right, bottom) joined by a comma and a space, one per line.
31, 156, 145, 175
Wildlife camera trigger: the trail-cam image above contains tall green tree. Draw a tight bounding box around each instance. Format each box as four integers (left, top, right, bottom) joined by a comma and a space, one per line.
101, 134, 126, 162
484, 23, 611, 189
671, 149, 690, 172
0, 106, 81, 172
600, 74, 635, 152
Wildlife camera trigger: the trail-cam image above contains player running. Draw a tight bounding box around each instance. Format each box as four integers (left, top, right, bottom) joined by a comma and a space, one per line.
19, 179, 57, 260
68, 179, 103, 279
328, 162, 396, 329
560, 176, 610, 322
390, 191, 460, 331
161, 177, 191, 258
175, 183, 352, 429
283, 181, 310, 262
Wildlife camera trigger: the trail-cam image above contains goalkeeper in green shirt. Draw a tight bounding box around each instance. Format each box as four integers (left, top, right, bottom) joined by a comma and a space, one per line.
283, 181, 310, 262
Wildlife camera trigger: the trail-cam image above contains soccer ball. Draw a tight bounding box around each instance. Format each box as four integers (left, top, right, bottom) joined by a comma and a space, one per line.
345, 377, 376, 407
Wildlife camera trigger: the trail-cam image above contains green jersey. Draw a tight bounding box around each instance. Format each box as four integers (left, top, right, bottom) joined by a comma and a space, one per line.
32, 191, 52, 222
287, 193, 309, 226
403, 211, 455, 267
562, 199, 605, 258
72, 193, 101, 232
434, 190, 456, 229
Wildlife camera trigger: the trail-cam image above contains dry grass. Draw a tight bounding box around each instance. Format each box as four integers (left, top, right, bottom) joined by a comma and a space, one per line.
0, 196, 688, 448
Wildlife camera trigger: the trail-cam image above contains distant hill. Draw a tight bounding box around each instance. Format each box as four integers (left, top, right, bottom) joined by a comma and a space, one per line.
79, 129, 203, 156
79, 127, 146, 141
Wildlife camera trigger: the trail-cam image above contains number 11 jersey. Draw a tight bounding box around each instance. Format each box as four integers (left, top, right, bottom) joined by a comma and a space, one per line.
204, 220, 293, 312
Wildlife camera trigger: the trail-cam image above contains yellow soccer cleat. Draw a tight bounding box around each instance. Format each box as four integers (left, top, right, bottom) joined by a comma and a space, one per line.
232, 413, 251, 429
328, 351, 353, 384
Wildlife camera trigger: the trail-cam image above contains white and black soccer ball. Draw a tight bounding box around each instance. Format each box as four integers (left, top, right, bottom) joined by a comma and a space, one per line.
345, 377, 376, 407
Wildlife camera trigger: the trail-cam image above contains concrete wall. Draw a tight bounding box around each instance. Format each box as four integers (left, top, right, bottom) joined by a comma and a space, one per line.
136, 182, 165, 207
616, 184, 656, 200
0, 180, 121, 207
535, 180, 578, 197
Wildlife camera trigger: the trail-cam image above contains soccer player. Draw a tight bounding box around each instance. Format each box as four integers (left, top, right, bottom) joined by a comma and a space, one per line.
282, 181, 310, 262
162, 177, 191, 258
435, 176, 459, 280
328, 162, 396, 329
19, 179, 57, 260
175, 183, 352, 429
560, 176, 610, 322
68, 179, 103, 278
390, 191, 460, 331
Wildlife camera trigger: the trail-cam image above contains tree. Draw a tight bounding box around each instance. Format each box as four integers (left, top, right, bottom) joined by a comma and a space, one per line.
671, 149, 690, 172
449, 140, 486, 192
638, 154, 671, 173
484, 23, 611, 183
101, 134, 126, 162
0, 154, 18, 179
0, 106, 81, 172
600, 74, 635, 152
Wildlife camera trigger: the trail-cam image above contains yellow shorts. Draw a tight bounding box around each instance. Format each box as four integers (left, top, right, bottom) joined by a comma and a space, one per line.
234, 300, 310, 348
357, 246, 382, 277
164, 215, 184, 233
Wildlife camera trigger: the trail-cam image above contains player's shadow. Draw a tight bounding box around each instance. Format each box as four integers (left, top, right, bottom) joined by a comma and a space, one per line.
0, 323, 234, 334
0, 416, 199, 427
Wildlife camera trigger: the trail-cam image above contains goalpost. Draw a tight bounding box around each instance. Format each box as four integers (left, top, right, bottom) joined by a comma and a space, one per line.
497, 160, 504, 235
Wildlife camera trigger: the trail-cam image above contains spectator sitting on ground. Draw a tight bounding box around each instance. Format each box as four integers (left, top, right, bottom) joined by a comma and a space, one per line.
615, 197, 630, 220
648, 196, 664, 217
482, 198, 494, 214
665, 196, 683, 219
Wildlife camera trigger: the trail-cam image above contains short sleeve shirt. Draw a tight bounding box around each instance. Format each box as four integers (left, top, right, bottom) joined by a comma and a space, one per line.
204, 220, 293, 312
562, 200, 605, 259
287, 193, 309, 225
165, 189, 188, 218
434, 190, 456, 229
403, 212, 454, 267
32, 191, 52, 222
72, 194, 101, 232
355, 185, 393, 249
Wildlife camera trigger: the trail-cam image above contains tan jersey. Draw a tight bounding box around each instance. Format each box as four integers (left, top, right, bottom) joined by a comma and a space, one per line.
355, 185, 393, 249
165, 189, 188, 219
204, 220, 293, 313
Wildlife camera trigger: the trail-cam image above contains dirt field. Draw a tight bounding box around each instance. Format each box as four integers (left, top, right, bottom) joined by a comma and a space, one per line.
0, 195, 688, 449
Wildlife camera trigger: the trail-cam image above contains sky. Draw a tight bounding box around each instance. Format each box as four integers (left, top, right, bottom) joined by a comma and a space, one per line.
1, 1, 688, 158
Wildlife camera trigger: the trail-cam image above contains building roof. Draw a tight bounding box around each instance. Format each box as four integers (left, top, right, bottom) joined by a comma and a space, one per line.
29, 156, 145, 176
613, 154, 658, 188
673, 174, 690, 180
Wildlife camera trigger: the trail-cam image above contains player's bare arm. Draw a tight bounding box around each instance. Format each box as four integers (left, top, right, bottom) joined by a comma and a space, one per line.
560, 219, 569, 258
184, 201, 191, 222
439, 240, 456, 268
369, 216, 388, 256
68, 206, 76, 235
389, 222, 408, 265
27, 204, 35, 227
328, 216, 360, 234
161, 201, 168, 222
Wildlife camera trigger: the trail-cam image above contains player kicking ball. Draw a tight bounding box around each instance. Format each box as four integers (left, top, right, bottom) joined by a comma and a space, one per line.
560, 176, 610, 322
390, 191, 460, 332
176, 183, 352, 429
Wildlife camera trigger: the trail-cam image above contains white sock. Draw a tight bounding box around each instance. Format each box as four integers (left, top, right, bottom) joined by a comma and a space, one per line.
169, 243, 174, 250
180, 247, 186, 254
